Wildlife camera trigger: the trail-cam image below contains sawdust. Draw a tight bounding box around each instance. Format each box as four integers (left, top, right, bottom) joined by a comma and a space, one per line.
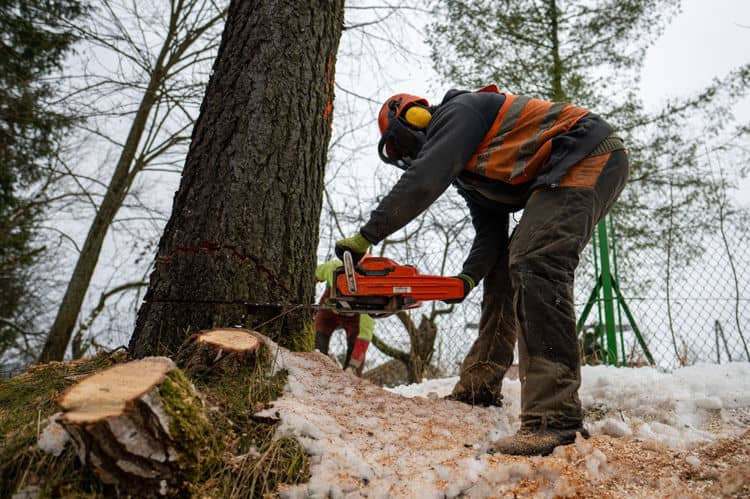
257, 343, 750, 498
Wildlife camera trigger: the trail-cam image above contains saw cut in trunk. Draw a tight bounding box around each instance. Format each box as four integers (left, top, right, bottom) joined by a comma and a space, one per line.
57, 357, 211, 497
176, 327, 263, 379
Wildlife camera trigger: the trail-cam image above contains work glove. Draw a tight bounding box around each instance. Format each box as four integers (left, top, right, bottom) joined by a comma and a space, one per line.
442, 273, 475, 304
315, 258, 343, 288
335, 232, 371, 264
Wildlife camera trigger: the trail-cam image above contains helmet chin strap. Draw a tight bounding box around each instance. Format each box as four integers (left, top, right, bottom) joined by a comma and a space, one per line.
379, 126, 425, 165
377, 134, 398, 166
377, 134, 414, 171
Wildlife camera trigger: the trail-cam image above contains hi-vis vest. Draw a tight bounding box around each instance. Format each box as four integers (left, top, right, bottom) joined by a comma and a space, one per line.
465, 85, 590, 184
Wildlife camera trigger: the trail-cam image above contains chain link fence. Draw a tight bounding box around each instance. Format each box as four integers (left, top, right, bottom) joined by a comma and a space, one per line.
335, 210, 750, 385
578, 214, 750, 371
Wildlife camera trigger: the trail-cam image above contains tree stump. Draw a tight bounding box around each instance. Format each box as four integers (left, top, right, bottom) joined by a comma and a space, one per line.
58, 357, 210, 496
176, 328, 263, 378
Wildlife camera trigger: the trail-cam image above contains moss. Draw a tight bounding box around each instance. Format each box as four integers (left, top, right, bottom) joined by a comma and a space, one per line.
189, 343, 310, 497
1, 339, 310, 498
287, 320, 315, 353
0, 352, 124, 497
159, 369, 214, 483
227, 435, 309, 497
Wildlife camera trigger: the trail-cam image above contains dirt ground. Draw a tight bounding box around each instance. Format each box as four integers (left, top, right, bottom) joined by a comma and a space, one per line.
264, 346, 750, 498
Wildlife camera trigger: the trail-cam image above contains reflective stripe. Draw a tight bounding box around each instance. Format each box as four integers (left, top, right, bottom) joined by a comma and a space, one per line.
465, 91, 590, 183
511, 102, 567, 178
475, 95, 529, 176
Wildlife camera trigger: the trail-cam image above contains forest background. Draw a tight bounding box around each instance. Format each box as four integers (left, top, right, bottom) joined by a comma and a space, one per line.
2, 0, 749, 376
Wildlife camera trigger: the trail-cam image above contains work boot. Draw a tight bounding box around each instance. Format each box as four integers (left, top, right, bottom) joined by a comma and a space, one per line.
444, 379, 503, 407
488, 426, 590, 456
346, 357, 364, 377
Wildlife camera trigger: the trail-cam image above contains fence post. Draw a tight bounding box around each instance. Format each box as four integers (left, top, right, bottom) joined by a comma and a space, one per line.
597, 219, 619, 366
610, 214, 627, 365
579, 216, 654, 366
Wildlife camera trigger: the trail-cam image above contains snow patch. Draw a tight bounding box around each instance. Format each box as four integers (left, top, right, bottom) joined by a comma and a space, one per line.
257, 334, 750, 497
37, 413, 69, 457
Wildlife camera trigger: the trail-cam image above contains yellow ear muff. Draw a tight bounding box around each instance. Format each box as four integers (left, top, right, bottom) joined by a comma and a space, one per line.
404, 106, 432, 129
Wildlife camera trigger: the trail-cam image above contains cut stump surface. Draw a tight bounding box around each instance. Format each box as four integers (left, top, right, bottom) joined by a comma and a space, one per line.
59, 357, 175, 423
177, 328, 262, 378
196, 328, 260, 352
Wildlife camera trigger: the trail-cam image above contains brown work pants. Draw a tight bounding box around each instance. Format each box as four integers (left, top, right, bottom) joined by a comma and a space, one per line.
456, 150, 629, 429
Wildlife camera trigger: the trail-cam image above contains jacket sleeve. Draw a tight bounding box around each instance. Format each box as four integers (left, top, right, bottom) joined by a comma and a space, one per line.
360, 99, 493, 245
460, 197, 507, 283
357, 314, 375, 341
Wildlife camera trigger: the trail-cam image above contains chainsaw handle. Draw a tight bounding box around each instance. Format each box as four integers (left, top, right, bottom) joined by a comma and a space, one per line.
343, 251, 357, 293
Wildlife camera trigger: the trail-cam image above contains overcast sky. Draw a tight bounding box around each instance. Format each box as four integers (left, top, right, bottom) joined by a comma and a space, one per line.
641, 0, 750, 109
642, 0, 750, 202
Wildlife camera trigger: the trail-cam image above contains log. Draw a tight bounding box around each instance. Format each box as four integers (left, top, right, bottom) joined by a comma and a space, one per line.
57, 357, 210, 497
176, 327, 263, 378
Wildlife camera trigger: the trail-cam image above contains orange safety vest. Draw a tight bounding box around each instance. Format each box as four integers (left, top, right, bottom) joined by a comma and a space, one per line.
464, 86, 590, 185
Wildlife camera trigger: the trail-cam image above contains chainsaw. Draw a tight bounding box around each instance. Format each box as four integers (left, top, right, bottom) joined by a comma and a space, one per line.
326, 251, 465, 318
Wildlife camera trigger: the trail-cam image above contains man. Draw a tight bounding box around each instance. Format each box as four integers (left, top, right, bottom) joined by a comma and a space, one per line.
314, 258, 374, 376
335, 85, 628, 456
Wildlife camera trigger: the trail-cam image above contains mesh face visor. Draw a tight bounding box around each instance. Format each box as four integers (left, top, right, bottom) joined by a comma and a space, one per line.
377, 101, 425, 169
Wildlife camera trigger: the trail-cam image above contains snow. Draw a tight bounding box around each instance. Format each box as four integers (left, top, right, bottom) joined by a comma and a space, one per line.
392, 362, 750, 451
256, 336, 750, 497
686, 454, 701, 468
37, 413, 70, 457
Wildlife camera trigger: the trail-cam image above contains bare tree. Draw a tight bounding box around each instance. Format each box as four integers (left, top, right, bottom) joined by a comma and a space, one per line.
39, 0, 227, 361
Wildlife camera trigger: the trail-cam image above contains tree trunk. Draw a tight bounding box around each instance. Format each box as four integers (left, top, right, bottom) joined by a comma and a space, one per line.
129, 0, 344, 358
547, 0, 565, 102
407, 316, 437, 384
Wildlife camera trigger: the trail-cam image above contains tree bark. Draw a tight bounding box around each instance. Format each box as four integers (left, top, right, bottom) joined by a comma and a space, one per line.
129, 0, 344, 357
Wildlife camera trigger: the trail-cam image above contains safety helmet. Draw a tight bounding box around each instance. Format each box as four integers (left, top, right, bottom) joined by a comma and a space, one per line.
377, 93, 430, 169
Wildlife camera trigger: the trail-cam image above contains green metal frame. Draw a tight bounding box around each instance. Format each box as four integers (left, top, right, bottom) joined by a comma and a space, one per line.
576, 215, 655, 366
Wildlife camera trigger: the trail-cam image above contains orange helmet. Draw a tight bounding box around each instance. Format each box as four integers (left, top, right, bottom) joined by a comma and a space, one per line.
378, 93, 429, 134
377, 93, 430, 168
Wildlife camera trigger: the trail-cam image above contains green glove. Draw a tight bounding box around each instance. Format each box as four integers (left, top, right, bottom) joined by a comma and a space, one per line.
335, 232, 371, 263
315, 258, 343, 288
443, 273, 475, 304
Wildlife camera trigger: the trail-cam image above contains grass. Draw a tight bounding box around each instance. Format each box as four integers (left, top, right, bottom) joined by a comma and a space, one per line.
0, 352, 124, 497
0, 340, 310, 498
188, 342, 310, 497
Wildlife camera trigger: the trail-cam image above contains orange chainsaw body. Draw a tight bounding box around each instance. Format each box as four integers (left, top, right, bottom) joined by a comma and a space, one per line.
329, 255, 465, 317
